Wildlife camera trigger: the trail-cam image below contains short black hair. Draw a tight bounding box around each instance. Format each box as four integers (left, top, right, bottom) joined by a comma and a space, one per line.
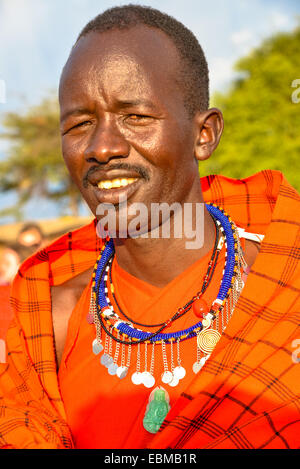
76, 4, 209, 117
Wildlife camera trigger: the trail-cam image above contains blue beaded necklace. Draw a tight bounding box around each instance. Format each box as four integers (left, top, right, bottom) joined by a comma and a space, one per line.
89, 203, 247, 389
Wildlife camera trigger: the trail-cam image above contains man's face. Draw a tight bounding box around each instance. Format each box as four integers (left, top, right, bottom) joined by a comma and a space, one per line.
0, 248, 20, 284
59, 26, 201, 230
18, 228, 42, 248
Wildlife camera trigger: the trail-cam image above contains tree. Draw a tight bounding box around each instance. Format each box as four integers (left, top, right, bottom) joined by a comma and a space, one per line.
0, 97, 81, 220
200, 24, 300, 192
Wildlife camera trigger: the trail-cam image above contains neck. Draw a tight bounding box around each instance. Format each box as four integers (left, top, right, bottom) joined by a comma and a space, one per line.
113, 195, 216, 289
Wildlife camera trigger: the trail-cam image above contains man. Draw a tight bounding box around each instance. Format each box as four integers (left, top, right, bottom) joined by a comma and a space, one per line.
0, 5, 299, 449
0, 246, 19, 349
0, 246, 20, 287
16, 222, 46, 262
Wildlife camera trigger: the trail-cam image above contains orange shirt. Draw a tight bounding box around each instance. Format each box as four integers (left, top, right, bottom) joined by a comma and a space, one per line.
58, 244, 227, 448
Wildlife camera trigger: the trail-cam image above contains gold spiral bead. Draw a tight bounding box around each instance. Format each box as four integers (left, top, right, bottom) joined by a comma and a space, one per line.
197, 328, 221, 354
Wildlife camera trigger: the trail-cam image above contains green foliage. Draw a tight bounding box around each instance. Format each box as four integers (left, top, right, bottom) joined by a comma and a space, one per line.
0, 97, 81, 219
200, 25, 300, 191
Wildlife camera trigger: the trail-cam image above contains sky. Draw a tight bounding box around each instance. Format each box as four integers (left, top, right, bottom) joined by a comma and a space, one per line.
0, 0, 299, 222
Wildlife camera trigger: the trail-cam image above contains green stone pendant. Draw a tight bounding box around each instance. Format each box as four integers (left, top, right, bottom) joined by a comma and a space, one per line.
143, 387, 171, 434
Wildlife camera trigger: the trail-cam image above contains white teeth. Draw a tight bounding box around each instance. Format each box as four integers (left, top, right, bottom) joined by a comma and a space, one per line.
98, 178, 138, 190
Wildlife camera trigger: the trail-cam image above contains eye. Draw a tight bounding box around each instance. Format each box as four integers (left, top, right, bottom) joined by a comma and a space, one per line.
63, 120, 91, 135
72, 120, 91, 130
126, 114, 153, 124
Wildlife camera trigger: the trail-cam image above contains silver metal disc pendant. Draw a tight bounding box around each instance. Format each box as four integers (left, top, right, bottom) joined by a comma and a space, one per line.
108, 362, 118, 376
192, 361, 202, 374
168, 376, 180, 387
131, 371, 143, 385
192, 356, 207, 374
100, 353, 113, 367
142, 371, 155, 388
161, 371, 173, 384
116, 366, 129, 379
92, 339, 103, 355
173, 366, 186, 380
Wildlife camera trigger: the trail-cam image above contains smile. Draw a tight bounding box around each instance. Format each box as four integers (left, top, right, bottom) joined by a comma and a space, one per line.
97, 178, 138, 190
93, 175, 143, 205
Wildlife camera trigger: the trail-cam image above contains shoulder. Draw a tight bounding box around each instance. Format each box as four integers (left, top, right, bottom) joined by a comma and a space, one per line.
202, 170, 300, 233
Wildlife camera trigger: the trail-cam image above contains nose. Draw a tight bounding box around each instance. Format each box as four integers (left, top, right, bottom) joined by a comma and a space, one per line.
84, 117, 130, 163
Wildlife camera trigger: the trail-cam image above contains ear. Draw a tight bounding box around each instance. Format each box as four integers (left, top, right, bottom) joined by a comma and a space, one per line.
193, 108, 224, 161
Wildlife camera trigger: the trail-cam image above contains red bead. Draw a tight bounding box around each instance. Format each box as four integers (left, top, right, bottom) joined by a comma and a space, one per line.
192, 298, 208, 318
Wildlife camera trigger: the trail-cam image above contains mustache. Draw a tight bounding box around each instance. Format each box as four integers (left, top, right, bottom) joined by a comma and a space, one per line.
83, 162, 150, 188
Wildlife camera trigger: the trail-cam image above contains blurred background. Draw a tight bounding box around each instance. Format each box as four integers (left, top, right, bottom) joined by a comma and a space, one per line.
0, 0, 300, 285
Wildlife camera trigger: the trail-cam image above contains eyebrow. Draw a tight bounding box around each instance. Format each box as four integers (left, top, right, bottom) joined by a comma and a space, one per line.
60, 108, 92, 123
115, 99, 157, 111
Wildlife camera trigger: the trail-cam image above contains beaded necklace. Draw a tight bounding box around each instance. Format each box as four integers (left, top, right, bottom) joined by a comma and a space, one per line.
106, 214, 221, 330
88, 204, 247, 390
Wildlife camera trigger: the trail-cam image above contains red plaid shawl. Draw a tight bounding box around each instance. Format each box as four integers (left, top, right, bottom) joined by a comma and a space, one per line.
0, 170, 299, 449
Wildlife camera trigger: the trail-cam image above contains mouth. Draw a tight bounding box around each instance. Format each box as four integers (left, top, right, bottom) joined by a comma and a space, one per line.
84, 164, 150, 207
97, 177, 139, 190
89, 173, 144, 205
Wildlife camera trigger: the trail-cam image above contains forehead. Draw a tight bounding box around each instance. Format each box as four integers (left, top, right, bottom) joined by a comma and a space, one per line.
59, 26, 183, 107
